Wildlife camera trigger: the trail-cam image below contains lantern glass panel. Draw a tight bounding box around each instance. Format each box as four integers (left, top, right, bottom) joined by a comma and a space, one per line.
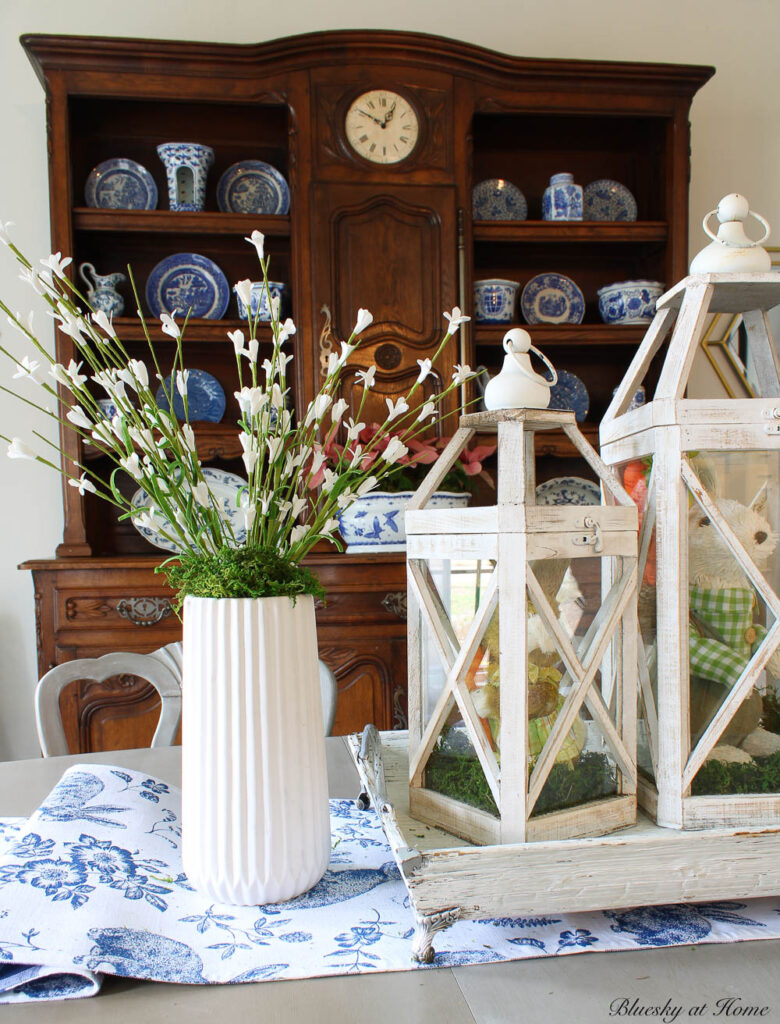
618, 458, 658, 784
684, 450, 780, 795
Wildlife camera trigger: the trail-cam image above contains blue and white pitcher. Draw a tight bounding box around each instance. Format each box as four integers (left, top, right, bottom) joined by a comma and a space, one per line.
78, 262, 126, 318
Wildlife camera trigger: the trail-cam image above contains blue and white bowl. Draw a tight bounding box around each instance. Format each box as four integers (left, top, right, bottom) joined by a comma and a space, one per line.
598, 280, 664, 325
338, 491, 470, 553
235, 280, 286, 320
474, 279, 520, 323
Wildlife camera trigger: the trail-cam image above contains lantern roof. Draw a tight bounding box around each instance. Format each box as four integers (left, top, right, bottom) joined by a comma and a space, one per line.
603, 273, 780, 434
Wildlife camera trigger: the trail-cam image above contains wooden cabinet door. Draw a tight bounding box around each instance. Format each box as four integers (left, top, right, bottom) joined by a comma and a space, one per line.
310, 184, 459, 423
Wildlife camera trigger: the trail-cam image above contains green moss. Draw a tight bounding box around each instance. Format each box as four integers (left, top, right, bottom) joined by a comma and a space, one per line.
761, 692, 780, 734
424, 748, 617, 820
692, 748, 780, 795
157, 545, 326, 608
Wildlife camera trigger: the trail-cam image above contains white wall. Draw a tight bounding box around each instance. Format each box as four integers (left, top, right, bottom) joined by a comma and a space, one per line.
0, 0, 778, 759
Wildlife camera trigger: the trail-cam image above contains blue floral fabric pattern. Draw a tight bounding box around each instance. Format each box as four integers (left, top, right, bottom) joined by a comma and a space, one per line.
0, 766, 778, 1004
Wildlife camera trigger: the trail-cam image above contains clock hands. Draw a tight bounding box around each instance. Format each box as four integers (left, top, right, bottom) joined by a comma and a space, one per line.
357, 107, 384, 127
381, 101, 397, 128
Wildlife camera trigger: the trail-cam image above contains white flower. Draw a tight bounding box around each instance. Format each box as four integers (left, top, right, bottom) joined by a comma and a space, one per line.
345, 418, 365, 442
382, 437, 408, 464
68, 472, 96, 495
277, 351, 294, 372
277, 318, 296, 344
160, 312, 180, 339
331, 398, 349, 424
6, 437, 36, 460
245, 338, 259, 364
49, 364, 70, 388
267, 436, 285, 463
65, 360, 88, 389
66, 404, 92, 429
126, 359, 149, 390
336, 488, 354, 509
452, 363, 474, 386
234, 386, 266, 417
444, 307, 470, 333
7, 310, 34, 336
242, 450, 258, 474
304, 393, 332, 427
291, 496, 308, 519
90, 420, 114, 447
228, 329, 246, 356
290, 524, 309, 544
192, 480, 211, 508
416, 358, 433, 383
321, 518, 340, 535
92, 310, 114, 336
270, 295, 281, 319
245, 230, 265, 260
241, 504, 257, 532
175, 370, 189, 398
338, 340, 357, 366
134, 509, 161, 532
92, 369, 117, 393
353, 308, 373, 335
322, 468, 339, 493
327, 352, 339, 376
12, 355, 40, 381
180, 424, 196, 452
19, 265, 47, 296
55, 306, 87, 344
349, 444, 364, 465
357, 475, 378, 497
0, 220, 14, 245
40, 252, 72, 279
120, 453, 143, 480
385, 396, 409, 422
270, 384, 286, 410
417, 401, 436, 421
356, 366, 376, 389
235, 279, 253, 309
310, 450, 327, 476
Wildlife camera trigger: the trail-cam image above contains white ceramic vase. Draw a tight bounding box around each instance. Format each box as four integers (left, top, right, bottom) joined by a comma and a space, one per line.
181, 594, 331, 905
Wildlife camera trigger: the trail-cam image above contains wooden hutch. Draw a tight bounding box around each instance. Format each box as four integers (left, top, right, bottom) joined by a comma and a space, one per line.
20, 30, 712, 751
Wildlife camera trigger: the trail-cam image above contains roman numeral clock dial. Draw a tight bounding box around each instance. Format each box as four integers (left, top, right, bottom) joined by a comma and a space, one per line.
344, 89, 420, 165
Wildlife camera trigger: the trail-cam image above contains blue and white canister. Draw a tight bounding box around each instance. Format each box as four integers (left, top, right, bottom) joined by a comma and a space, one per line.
542, 173, 583, 221
157, 143, 215, 212
235, 280, 286, 321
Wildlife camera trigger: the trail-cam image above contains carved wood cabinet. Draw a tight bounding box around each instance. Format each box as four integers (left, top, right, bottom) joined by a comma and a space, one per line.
21, 30, 711, 752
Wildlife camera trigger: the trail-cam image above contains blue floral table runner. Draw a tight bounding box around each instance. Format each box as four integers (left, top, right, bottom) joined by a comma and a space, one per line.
0, 763, 778, 1004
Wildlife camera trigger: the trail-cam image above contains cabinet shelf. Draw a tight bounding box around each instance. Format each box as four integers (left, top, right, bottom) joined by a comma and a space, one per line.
474, 323, 647, 348
108, 316, 279, 342
82, 422, 245, 463
472, 220, 668, 244
72, 208, 291, 237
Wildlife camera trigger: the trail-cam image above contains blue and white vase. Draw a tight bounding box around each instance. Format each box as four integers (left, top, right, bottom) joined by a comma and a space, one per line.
542, 173, 583, 221
157, 142, 215, 212
78, 262, 125, 317
235, 280, 286, 320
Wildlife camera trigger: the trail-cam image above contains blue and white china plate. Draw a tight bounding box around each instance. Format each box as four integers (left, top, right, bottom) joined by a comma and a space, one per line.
583, 179, 637, 222
84, 158, 158, 210
131, 467, 249, 553
548, 369, 590, 423
535, 476, 600, 506
155, 369, 226, 423
216, 161, 290, 215
520, 272, 585, 325
146, 253, 230, 320
472, 178, 528, 221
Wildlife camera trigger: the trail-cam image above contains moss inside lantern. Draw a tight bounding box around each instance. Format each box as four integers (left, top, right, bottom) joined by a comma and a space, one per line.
692, 749, 780, 796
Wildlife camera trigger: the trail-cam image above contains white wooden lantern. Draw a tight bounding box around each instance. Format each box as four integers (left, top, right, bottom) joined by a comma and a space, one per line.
601, 274, 780, 830
405, 409, 639, 845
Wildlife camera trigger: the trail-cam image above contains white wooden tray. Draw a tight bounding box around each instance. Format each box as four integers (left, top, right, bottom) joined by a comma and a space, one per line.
348, 728, 780, 963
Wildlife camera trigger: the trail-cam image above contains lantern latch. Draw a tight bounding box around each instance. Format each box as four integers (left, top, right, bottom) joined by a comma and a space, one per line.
573, 516, 603, 553
762, 408, 780, 433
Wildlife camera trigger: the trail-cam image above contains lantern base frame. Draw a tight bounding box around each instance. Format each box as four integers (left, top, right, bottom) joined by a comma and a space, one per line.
352, 728, 780, 963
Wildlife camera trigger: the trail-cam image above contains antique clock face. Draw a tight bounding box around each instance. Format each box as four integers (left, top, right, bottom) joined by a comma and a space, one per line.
344, 89, 420, 165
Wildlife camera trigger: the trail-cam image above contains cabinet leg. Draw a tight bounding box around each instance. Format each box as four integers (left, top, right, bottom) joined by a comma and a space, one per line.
411, 907, 461, 963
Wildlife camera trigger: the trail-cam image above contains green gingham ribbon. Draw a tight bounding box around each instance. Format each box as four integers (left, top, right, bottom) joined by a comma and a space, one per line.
689, 585, 768, 690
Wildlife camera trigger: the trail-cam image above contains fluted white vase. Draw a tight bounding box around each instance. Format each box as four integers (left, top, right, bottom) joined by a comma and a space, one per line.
181, 595, 330, 904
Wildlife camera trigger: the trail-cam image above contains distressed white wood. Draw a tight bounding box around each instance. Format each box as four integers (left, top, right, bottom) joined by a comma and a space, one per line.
407, 533, 498, 561
35, 649, 182, 756
742, 309, 780, 397
602, 306, 677, 426
407, 427, 475, 510
658, 274, 780, 313
409, 785, 501, 846
655, 280, 714, 400
406, 565, 424, 751
351, 732, 780, 922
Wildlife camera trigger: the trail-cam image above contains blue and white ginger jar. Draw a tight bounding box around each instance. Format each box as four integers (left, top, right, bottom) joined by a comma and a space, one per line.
542, 173, 583, 221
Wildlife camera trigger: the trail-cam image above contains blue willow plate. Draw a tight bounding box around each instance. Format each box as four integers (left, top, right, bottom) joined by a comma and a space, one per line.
216, 161, 290, 215
472, 178, 528, 221
84, 158, 158, 210
520, 273, 585, 325
131, 467, 249, 553
583, 179, 638, 221
549, 369, 589, 423
145, 253, 230, 320
155, 369, 226, 423
535, 476, 601, 506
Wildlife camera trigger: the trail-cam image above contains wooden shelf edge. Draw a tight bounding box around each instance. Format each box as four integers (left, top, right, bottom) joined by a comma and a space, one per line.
72, 208, 291, 236
475, 323, 647, 347
472, 220, 668, 243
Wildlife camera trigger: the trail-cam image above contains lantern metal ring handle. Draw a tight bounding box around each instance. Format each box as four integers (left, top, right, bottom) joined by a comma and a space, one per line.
702, 207, 770, 247
503, 334, 558, 387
